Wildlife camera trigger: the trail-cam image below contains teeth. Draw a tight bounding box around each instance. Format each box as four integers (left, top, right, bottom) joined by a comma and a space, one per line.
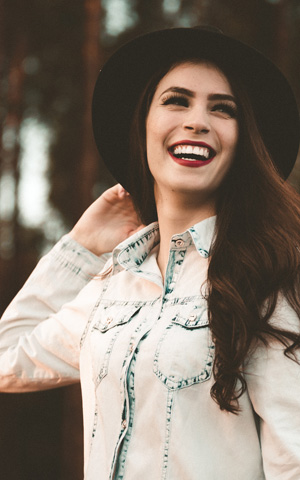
173, 144, 211, 159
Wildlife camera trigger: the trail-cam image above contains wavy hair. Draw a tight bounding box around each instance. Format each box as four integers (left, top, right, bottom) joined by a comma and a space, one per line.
128, 59, 300, 413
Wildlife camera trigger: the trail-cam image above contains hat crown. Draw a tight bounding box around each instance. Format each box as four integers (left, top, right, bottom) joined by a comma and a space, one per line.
193, 25, 223, 34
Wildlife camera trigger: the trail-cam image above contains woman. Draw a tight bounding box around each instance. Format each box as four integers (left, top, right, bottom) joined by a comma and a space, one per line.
0, 27, 300, 479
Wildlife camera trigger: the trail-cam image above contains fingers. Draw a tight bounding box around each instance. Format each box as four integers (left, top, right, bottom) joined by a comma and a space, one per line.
103, 184, 130, 200
117, 184, 130, 198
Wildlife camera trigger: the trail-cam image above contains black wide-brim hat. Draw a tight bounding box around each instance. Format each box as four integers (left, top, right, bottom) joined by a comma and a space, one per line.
92, 27, 300, 190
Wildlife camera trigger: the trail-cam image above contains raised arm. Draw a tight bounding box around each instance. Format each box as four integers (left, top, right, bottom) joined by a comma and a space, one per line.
0, 185, 143, 391
69, 184, 144, 255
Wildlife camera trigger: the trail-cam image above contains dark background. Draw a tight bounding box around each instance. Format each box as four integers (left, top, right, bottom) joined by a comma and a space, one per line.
1, 0, 300, 478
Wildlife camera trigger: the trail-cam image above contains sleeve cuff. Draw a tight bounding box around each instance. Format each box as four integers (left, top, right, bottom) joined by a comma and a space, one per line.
49, 234, 112, 280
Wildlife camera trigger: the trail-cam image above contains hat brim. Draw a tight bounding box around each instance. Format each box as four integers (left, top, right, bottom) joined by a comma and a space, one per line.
92, 27, 299, 190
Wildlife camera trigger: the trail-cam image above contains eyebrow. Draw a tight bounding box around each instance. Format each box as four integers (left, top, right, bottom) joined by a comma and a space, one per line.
160, 87, 195, 98
159, 86, 237, 103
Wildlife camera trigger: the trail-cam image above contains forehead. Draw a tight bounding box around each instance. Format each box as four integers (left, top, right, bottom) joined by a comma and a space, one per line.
154, 61, 234, 96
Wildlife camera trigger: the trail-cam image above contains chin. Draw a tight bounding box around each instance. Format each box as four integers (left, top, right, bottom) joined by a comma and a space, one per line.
173, 181, 214, 194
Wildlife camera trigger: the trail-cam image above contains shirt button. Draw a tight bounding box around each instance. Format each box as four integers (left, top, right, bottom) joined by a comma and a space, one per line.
122, 419, 127, 429
175, 239, 184, 248
199, 249, 209, 258
106, 317, 113, 324
129, 344, 134, 353
188, 314, 197, 322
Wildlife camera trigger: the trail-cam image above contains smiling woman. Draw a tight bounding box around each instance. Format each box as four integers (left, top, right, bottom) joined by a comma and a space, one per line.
1, 27, 300, 480
146, 62, 239, 213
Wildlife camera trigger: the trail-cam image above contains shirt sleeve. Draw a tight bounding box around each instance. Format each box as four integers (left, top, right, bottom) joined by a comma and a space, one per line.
245, 297, 300, 479
0, 234, 111, 392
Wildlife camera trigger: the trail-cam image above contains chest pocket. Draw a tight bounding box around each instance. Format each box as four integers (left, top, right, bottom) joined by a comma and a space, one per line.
153, 304, 214, 390
89, 303, 141, 386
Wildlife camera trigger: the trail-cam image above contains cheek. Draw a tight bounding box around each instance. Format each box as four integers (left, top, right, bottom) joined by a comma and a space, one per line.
222, 124, 239, 155
147, 111, 164, 136
223, 130, 239, 178
145, 118, 159, 173
146, 107, 178, 144
145, 114, 166, 159
146, 115, 157, 150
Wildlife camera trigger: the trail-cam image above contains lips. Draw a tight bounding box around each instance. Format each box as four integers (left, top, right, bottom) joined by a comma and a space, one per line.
168, 141, 216, 167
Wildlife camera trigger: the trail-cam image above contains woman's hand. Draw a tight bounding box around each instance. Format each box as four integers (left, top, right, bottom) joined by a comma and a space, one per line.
69, 184, 145, 256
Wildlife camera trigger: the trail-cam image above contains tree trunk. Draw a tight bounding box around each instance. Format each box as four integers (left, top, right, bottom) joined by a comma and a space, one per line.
61, 3, 103, 479
74, 0, 103, 216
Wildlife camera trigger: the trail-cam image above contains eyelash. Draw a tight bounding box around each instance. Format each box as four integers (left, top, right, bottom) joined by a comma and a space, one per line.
161, 94, 238, 118
161, 94, 188, 107
211, 102, 238, 118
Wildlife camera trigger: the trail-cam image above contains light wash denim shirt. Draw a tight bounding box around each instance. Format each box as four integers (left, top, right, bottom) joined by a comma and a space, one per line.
0, 216, 300, 479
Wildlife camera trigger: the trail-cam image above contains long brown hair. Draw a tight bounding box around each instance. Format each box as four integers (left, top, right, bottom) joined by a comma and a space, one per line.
128, 59, 300, 413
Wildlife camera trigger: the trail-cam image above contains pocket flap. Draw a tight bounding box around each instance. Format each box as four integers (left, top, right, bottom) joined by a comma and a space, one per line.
172, 304, 209, 329
93, 304, 141, 332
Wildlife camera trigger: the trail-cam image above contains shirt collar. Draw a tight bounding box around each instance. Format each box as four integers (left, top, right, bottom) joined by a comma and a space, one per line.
112, 222, 160, 273
113, 216, 216, 273
188, 215, 217, 258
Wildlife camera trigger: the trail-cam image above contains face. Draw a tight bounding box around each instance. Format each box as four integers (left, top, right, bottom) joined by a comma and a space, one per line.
146, 61, 239, 207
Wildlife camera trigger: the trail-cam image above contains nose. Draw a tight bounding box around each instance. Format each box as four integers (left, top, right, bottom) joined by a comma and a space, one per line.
182, 107, 210, 134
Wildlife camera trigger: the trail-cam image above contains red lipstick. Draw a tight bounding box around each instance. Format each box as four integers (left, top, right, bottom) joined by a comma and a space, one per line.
168, 140, 216, 168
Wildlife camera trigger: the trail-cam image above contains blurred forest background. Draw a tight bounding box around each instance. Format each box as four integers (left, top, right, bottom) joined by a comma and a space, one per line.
0, 0, 300, 478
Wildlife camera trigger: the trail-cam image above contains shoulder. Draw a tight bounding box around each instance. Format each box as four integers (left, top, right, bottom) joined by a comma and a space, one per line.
244, 294, 300, 378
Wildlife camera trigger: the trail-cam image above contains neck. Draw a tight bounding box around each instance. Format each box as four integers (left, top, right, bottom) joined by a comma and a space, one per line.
155, 189, 215, 280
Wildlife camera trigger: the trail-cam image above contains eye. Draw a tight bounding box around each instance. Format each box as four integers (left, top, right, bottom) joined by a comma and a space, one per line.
211, 102, 238, 119
161, 94, 189, 107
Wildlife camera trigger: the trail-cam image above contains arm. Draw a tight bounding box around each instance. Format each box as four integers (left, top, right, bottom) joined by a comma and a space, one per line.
69, 183, 144, 256
245, 298, 300, 479
0, 185, 143, 391
0, 237, 107, 391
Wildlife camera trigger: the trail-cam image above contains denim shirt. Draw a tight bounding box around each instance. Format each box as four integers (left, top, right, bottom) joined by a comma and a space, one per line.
0, 216, 300, 479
